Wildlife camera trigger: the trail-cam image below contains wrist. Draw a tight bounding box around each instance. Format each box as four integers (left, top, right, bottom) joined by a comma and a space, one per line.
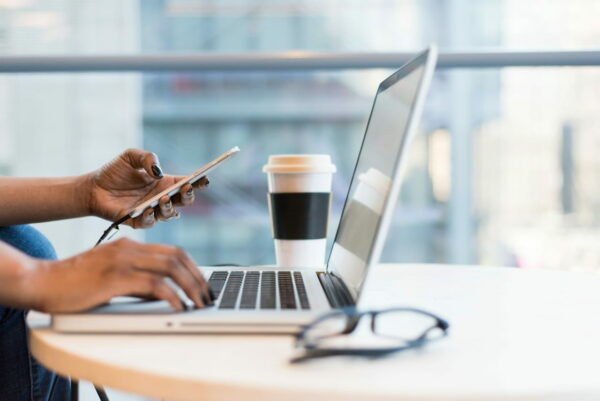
76, 172, 96, 217
15, 257, 52, 312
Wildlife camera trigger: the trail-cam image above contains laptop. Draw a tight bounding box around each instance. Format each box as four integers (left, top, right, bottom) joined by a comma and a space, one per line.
52, 46, 437, 334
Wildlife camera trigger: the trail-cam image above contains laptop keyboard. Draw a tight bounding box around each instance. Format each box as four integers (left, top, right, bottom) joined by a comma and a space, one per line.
208, 271, 310, 310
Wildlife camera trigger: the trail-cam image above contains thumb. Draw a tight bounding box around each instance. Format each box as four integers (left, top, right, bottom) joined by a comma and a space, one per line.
122, 148, 163, 179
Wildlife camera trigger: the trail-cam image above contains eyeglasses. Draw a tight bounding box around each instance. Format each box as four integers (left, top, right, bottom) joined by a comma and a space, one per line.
291, 307, 449, 363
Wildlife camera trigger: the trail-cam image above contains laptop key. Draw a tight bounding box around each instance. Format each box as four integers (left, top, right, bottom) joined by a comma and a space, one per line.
240, 271, 259, 309
260, 271, 276, 309
293, 272, 310, 310
219, 271, 243, 309
278, 271, 296, 309
208, 271, 229, 299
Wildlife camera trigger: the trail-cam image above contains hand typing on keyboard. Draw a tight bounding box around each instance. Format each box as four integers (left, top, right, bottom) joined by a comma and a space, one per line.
6, 238, 215, 313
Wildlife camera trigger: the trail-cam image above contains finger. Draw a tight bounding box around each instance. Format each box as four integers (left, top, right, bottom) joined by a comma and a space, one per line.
169, 246, 213, 306
121, 148, 163, 179
169, 177, 209, 206
122, 272, 184, 312
192, 176, 210, 190
156, 196, 180, 221
140, 244, 212, 306
131, 208, 156, 229
132, 251, 206, 308
172, 246, 213, 304
178, 184, 195, 207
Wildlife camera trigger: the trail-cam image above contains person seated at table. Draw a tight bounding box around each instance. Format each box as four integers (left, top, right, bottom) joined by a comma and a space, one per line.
0, 148, 213, 401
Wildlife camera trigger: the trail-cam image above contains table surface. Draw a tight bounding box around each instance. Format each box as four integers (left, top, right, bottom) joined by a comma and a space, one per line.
28, 264, 600, 401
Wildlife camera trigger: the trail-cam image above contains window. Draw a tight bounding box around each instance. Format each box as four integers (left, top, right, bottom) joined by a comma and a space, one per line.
1, 1, 599, 272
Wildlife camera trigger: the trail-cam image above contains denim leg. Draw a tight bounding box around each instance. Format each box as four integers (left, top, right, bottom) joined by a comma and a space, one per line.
0, 225, 57, 260
0, 225, 71, 401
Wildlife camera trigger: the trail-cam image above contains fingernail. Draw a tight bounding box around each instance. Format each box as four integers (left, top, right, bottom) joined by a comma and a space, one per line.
203, 294, 214, 306
151, 164, 163, 178
165, 200, 172, 210
186, 188, 193, 196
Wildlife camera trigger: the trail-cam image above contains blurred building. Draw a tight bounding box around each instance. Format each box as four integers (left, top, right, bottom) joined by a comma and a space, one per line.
0, 0, 598, 271
0, 1, 141, 256
140, 0, 501, 266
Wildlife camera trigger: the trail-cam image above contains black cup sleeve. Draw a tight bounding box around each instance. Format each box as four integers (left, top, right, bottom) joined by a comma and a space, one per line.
268, 192, 331, 240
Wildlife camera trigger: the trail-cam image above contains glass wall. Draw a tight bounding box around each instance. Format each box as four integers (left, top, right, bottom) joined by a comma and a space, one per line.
1, 0, 599, 273
139, 0, 501, 266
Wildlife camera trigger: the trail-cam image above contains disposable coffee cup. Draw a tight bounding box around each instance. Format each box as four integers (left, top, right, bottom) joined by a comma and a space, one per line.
263, 155, 336, 267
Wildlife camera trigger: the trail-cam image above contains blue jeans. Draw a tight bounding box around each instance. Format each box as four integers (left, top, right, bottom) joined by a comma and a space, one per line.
0, 225, 70, 401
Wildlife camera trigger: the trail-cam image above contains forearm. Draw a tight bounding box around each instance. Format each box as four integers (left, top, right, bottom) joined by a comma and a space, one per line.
0, 242, 43, 310
0, 175, 92, 225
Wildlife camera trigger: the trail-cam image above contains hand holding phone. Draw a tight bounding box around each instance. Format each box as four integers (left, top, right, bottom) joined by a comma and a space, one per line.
129, 146, 240, 218
95, 146, 240, 247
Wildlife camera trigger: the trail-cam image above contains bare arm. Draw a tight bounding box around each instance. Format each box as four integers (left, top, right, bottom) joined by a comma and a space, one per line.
0, 241, 41, 310
0, 176, 91, 226
0, 148, 208, 227
0, 238, 214, 313
0, 148, 215, 312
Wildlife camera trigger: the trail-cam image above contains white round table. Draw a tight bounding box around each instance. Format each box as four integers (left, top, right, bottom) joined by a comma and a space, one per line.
28, 264, 600, 401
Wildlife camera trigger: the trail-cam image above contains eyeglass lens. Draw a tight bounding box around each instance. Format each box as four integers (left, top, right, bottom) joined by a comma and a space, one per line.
372, 310, 444, 341
302, 309, 445, 345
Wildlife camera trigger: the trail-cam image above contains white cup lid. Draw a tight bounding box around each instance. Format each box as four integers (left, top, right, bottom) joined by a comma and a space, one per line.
263, 154, 337, 174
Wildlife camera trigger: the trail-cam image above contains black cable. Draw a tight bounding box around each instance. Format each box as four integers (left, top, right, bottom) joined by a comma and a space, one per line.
87, 214, 240, 401
86, 214, 132, 401
94, 386, 110, 401
70, 380, 78, 401
94, 214, 131, 247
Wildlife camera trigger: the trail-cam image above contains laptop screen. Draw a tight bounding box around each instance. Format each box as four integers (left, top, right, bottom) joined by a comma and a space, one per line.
326, 49, 434, 300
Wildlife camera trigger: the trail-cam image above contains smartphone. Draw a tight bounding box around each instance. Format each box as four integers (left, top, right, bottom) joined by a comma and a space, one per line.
128, 146, 240, 218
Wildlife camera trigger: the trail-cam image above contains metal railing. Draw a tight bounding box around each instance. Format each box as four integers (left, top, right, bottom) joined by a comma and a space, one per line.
1, 50, 600, 73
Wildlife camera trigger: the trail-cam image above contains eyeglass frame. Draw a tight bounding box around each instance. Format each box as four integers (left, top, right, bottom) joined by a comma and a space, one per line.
292, 306, 450, 362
